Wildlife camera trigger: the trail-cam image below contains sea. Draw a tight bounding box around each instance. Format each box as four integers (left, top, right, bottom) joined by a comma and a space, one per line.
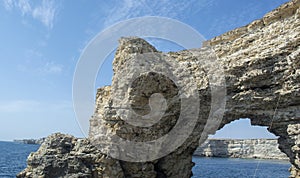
0, 141, 291, 178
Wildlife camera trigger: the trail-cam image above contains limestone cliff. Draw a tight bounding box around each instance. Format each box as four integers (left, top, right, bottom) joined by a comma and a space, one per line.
18, 0, 300, 177
194, 139, 288, 160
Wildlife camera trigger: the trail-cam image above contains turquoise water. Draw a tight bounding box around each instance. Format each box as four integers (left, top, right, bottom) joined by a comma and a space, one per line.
0, 141, 291, 177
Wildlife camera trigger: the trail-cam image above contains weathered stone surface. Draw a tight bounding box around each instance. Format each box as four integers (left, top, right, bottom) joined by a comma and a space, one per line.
194, 138, 288, 160
19, 0, 300, 177
89, 0, 300, 177
17, 133, 124, 178
291, 165, 300, 178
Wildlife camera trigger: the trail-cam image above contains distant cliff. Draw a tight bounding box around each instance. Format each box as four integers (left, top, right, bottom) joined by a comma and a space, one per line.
194, 139, 288, 160
14, 138, 45, 145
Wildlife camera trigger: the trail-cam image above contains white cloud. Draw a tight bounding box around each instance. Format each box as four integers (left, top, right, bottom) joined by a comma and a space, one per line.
20, 49, 64, 75
0, 100, 72, 113
40, 62, 63, 74
18, 61, 64, 75
2, 0, 58, 29
17, 0, 31, 15
32, 0, 57, 29
19, 61, 63, 75
101, 0, 215, 27
207, 2, 261, 37
25, 49, 43, 59
3, 0, 14, 10
0, 100, 40, 113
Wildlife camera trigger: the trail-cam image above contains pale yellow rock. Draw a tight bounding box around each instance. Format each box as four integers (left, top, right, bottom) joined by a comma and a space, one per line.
18, 0, 300, 177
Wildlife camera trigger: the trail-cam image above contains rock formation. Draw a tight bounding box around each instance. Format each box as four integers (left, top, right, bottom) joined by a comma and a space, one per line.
194, 139, 288, 160
18, 133, 125, 178
18, 0, 300, 177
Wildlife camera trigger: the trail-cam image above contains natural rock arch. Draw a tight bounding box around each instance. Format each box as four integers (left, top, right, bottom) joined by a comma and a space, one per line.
18, 0, 299, 177
89, 0, 300, 177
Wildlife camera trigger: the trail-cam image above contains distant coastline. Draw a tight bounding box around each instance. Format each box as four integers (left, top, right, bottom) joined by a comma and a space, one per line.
194, 138, 288, 160
13, 138, 45, 145
14, 137, 288, 160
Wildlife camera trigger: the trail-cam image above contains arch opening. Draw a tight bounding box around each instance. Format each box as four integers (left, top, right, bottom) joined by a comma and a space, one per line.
192, 118, 291, 177
211, 118, 277, 139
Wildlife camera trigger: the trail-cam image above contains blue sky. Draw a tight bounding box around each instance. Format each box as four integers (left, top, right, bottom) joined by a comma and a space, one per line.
0, 0, 289, 141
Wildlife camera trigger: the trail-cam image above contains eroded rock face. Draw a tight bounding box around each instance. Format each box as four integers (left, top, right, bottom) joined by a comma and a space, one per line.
17, 133, 124, 178
19, 0, 300, 177
90, 0, 300, 177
